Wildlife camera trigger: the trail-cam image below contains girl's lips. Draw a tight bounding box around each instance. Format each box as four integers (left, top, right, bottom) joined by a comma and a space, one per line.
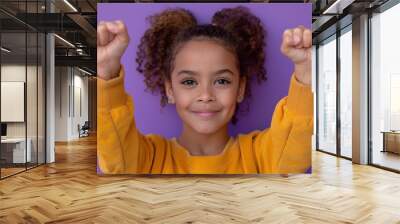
192, 111, 219, 118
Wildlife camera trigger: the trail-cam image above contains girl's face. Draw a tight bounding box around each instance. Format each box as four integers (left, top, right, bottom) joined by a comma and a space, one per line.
165, 39, 246, 135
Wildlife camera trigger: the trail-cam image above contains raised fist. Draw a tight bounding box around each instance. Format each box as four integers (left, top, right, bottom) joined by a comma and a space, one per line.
280, 26, 312, 85
97, 20, 130, 80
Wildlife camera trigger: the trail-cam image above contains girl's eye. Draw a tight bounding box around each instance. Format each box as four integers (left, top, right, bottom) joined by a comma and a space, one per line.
215, 79, 231, 86
181, 79, 197, 87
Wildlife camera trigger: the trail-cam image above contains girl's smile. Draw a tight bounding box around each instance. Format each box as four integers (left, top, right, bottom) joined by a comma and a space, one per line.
192, 111, 220, 119
190, 104, 222, 119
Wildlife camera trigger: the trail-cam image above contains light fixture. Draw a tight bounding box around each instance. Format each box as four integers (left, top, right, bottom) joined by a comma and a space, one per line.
78, 67, 93, 76
63, 0, 78, 12
76, 48, 86, 56
54, 34, 75, 48
1, 47, 11, 53
322, 0, 355, 15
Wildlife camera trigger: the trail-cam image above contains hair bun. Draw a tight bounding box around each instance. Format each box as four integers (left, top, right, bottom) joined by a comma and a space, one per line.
212, 6, 267, 82
136, 8, 197, 99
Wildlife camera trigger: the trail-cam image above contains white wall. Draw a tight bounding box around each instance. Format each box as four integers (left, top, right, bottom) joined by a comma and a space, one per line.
72, 72, 89, 138
54, 67, 89, 141
55, 67, 69, 141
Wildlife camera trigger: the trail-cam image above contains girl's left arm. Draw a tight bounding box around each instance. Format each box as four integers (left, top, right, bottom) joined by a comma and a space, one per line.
253, 26, 313, 173
253, 74, 313, 173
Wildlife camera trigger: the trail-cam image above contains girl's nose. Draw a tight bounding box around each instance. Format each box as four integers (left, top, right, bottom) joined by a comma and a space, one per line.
197, 85, 215, 102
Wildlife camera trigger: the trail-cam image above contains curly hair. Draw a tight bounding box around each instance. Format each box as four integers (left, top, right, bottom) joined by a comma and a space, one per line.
136, 6, 267, 124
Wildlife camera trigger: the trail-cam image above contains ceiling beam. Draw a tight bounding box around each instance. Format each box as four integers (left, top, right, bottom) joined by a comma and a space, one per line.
67, 13, 96, 46
55, 55, 95, 69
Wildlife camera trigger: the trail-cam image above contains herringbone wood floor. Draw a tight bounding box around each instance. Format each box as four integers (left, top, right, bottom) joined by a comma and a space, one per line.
0, 135, 400, 223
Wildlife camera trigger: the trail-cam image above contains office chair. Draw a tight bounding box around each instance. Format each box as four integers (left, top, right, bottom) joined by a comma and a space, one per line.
78, 121, 90, 138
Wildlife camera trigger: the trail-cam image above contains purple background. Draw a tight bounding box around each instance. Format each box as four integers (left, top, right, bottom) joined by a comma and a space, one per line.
98, 3, 311, 138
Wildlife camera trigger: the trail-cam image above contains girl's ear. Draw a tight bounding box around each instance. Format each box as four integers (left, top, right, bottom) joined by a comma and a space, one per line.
237, 76, 246, 103
164, 80, 175, 104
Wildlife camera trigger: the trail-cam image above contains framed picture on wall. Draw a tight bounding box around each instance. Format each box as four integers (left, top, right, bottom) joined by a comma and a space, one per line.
97, 3, 313, 174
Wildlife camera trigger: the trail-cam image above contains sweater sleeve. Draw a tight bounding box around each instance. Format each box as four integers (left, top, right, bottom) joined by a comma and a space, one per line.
253, 74, 313, 173
97, 67, 155, 174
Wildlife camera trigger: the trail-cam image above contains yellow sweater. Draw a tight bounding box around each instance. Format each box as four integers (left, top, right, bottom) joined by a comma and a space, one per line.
97, 68, 313, 174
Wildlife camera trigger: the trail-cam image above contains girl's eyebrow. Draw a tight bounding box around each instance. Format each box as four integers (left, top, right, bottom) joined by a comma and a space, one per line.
177, 70, 198, 76
177, 69, 234, 76
214, 69, 234, 76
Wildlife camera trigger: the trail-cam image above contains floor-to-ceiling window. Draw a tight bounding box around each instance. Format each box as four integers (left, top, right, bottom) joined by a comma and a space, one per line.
317, 35, 337, 155
339, 25, 352, 159
0, 0, 46, 179
316, 21, 353, 159
370, 1, 400, 172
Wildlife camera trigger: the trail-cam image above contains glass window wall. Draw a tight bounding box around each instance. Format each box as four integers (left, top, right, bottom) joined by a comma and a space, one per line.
0, 0, 46, 179
317, 35, 337, 155
370, 2, 400, 171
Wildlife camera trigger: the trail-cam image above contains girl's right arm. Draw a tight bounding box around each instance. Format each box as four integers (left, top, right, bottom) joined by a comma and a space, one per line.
97, 21, 155, 173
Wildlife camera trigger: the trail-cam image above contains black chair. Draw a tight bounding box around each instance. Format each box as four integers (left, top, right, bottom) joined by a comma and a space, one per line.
78, 121, 90, 138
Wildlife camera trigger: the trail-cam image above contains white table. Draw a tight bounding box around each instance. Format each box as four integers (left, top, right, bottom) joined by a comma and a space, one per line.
1, 138, 32, 163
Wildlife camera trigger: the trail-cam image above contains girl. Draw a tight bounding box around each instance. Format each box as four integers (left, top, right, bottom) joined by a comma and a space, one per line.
97, 6, 313, 174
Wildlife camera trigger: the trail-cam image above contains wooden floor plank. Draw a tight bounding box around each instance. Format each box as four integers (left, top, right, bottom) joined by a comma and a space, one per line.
0, 135, 399, 223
